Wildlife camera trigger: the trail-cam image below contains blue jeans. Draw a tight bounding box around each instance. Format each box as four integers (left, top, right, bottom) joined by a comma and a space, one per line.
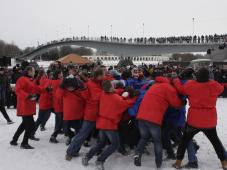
187, 140, 198, 162
67, 120, 95, 155
86, 130, 120, 162
136, 120, 162, 167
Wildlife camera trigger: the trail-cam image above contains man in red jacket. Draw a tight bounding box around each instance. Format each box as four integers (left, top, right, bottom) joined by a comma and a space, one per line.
66, 68, 104, 160
10, 66, 43, 149
31, 72, 53, 140
173, 68, 227, 170
82, 80, 136, 170
56, 75, 86, 145
49, 70, 64, 143
134, 72, 184, 169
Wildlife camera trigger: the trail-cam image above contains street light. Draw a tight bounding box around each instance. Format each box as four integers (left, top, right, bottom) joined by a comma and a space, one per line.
192, 18, 195, 36
142, 23, 145, 37
110, 24, 113, 38
87, 25, 90, 39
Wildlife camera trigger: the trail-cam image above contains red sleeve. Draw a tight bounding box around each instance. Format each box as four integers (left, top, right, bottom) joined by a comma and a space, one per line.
211, 81, 224, 96
173, 78, 188, 96
166, 85, 183, 108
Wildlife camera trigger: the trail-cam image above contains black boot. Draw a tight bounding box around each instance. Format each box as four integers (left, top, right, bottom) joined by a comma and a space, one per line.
7, 120, 14, 125
29, 136, 40, 141
49, 136, 59, 144
10, 140, 18, 146
20, 143, 34, 149
40, 126, 46, 131
134, 154, 142, 166
182, 161, 199, 169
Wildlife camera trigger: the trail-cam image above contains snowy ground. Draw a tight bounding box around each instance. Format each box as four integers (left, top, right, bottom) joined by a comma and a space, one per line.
0, 99, 227, 170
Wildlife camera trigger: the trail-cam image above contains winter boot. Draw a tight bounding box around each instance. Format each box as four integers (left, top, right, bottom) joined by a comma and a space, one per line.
95, 160, 105, 170
82, 155, 89, 166
29, 136, 40, 141
10, 140, 18, 146
182, 161, 198, 169
7, 120, 14, 125
65, 154, 73, 161
40, 126, 46, 131
49, 136, 59, 144
134, 154, 142, 166
20, 143, 34, 149
221, 160, 227, 170
172, 160, 182, 169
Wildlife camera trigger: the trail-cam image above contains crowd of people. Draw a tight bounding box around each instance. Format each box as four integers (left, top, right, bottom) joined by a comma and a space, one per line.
1, 61, 227, 170
38, 34, 227, 50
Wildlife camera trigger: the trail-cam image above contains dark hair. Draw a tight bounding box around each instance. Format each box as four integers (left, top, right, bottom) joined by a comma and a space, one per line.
93, 68, 104, 78
102, 80, 112, 92
151, 70, 163, 79
23, 66, 34, 76
196, 67, 209, 82
52, 70, 62, 80
121, 70, 132, 80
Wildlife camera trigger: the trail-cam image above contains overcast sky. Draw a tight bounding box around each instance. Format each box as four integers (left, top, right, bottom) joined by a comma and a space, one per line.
0, 0, 227, 49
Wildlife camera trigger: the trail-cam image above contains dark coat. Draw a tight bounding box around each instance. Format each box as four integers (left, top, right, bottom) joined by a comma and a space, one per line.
0, 74, 10, 107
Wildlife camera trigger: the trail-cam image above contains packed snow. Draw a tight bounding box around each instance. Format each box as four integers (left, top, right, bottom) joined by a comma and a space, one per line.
0, 99, 227, 170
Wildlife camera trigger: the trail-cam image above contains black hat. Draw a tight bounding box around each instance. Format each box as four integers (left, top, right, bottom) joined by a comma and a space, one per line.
65, 77, 79, 89
196, 67, 209, 83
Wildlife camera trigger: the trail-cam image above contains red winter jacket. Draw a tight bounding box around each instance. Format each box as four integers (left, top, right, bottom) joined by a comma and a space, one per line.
16, 76, 42, 116
137, 76, 183, 126
39, 76, 53, 110
174, 79, 224, 128
56, 88, 85, 120
81, 79, 103, 121
96, 92, 136, 130
51, 79, 63, 113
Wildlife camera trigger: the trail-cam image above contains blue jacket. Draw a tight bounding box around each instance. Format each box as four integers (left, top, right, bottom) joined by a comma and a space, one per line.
163, 80, 188, 128
125, 77, 148, 90
128, 80, 154, 117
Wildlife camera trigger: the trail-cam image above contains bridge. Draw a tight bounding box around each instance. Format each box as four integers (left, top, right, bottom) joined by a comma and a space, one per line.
18, 38, 222, 60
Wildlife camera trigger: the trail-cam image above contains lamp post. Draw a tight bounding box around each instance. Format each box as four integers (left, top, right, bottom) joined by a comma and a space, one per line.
192, 18, 195, 36
110, 24, 113, 38
142, 23, 145, 37
87, 25, 90, 39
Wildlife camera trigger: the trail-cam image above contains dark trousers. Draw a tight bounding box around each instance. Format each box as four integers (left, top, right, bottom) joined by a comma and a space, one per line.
12, 116, 35, 145
86, 130, 120, 162
51, 112, 63, 137
33, 109, 52, 135
64, 120, 82, 139
136, 120, 163, 167
0, 106, 11, 122
177, 124, 226, 161
67, 120, 95, 155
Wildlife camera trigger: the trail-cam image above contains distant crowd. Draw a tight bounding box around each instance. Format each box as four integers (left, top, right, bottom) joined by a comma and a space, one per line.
38, 34, 227, 49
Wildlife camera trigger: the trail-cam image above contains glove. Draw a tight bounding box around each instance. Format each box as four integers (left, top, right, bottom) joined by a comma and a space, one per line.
27, 94, 37, 101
